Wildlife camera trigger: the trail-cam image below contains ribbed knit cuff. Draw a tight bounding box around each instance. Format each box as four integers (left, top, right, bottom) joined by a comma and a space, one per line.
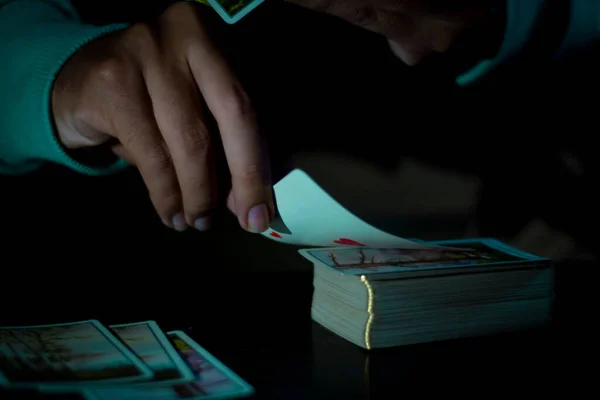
0, 21, 131, 175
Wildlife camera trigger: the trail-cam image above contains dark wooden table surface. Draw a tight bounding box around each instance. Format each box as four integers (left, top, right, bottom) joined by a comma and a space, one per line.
2, 1, 597, 398
1, 258, 595, 399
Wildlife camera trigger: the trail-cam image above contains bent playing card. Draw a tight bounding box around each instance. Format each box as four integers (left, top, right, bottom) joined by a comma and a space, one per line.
262, 169, 450, 249
0, 320, 153, 390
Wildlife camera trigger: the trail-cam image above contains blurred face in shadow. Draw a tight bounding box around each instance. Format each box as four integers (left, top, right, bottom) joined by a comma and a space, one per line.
286, 0, 486, 65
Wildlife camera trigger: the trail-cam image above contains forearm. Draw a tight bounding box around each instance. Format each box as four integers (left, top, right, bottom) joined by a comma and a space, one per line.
0, 0, 129, 175
457, 0, 599, 85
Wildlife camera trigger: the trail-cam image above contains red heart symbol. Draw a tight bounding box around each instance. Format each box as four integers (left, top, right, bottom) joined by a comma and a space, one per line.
270, 232, 283, 239
334, 238, 366, 246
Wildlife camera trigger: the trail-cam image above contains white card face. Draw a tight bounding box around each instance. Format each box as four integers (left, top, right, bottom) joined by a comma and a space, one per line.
261, 169, 434, 248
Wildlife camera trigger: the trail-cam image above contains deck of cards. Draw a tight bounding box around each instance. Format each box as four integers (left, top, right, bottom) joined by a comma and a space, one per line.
263, 169, 555, 349
299, 238, 554, 349
0, 320, 254, 399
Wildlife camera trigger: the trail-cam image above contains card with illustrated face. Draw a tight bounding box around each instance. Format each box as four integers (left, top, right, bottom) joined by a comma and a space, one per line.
109, 321, 195, 386
88, 330, 253, 400
0, 320, 153, 390
299, 238, 550, 277
204, 0, 266, 24
167, 331, 253, 397
262, 169, 446, 249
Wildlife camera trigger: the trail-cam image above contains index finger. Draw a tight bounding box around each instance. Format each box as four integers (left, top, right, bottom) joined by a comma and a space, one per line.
186, 21, 273, 233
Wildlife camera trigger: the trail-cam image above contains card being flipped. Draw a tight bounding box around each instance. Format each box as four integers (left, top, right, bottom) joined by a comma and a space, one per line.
262, 169, 450, 249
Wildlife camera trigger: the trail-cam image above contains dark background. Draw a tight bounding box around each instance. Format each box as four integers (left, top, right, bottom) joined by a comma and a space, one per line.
1, 1, 597, 279
0, 2, 597, 397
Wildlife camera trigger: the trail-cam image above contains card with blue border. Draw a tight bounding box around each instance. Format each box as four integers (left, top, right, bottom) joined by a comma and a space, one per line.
299, 238, 551, 279
205, 0, 266, 24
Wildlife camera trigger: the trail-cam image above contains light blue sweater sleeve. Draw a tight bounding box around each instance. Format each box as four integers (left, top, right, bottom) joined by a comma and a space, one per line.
0, 0, 130, 175
457, 0, 600, 86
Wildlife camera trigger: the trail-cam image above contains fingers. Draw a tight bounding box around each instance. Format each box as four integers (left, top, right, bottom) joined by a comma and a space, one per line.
96, 59, 184, 230
144, 61, 216, 231
179, 10, 274, 233
92, 2, 273, 234
120, 7, 219, 232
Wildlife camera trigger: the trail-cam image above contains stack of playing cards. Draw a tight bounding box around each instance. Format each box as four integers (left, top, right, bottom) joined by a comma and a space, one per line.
298, 238, 554, 349
258, 169, 554, 350
0, 320, 254, 399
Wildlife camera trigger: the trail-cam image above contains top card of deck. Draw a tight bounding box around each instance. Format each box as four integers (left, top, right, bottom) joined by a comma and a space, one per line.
0, 320, 153, 389
206, 0, 265, 24
299, 238, 550, 277
110, 321, 195, 386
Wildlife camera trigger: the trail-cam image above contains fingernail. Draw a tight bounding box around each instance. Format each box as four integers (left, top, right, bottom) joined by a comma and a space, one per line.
172, 212, 188, 232
194, 216, 211, 232
247, 204, 269, 233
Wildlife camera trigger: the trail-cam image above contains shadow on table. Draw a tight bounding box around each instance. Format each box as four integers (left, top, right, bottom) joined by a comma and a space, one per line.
0, 257, 596, 399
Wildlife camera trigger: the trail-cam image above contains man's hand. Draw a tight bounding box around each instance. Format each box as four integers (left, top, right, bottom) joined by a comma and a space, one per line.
286, 0, 492, 65
52, 2, 273, 233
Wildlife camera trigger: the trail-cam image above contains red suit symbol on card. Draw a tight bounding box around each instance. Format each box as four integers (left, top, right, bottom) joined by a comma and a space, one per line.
268, 215, 291, 240
334, 238, 366, 246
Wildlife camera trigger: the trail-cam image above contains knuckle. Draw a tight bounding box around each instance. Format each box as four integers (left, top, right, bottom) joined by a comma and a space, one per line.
152, 193, 181, 222
144, 165, 180, 217
182, 183, 214, 221
93, 58, 130, 90
186, 197, 214, 219
181, 125, 211, 157
125, 23, 159, 54
131, 138, 172, 177
219, 84, 253, 119
144, 143, 173, 174
232, 165, 265, 188
151, 189, 180, 213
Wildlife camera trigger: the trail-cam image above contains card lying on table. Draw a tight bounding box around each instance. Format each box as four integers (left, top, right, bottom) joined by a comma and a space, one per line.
109, 321, 195, 386
0, 320, 153, 390
89, 330, 254, 400
299, 238, 555, 349
0, 320, 253, 400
